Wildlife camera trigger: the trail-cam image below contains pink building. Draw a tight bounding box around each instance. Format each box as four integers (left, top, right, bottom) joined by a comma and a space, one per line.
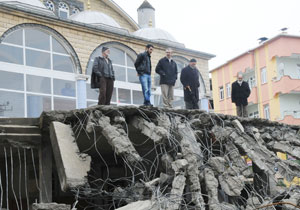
211, 34, 300, 125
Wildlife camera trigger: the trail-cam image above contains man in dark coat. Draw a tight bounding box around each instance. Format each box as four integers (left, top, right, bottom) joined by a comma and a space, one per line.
155, 48, 178, 108
231, 72, 251, 117
180, 58, 200, 109
91, 46, 115, 105
134, 44, 154, 106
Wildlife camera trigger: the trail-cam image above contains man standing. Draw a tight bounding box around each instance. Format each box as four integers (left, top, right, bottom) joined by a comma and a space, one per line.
155, 48, 178, 108
231, 72, 251, 117
180, 59, 200, 109
134, 44, 154, 106
91, 47, 115, 105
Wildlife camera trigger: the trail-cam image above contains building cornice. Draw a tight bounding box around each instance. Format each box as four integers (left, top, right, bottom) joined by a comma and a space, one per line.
0, 2, 215, 60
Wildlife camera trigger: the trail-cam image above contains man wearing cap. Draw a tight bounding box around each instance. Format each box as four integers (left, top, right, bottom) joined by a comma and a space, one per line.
231, 72, 251, 117
91, 47, 115, 105
155, 48, 178, 108
180, 59, 200, 109
134, 44, 154, 106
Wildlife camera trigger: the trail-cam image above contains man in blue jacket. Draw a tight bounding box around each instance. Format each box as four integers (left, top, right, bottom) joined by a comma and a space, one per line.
180, 59, 200, 109
134, 44, 154, 106
155, 48, 178, 108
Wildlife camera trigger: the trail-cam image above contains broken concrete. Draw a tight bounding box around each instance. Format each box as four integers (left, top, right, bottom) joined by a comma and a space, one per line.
36, 106, 300, 209
49, 121, 91, 191
32, 203, 71, 210
131, 116, 168, 143
86, 110, 142, 164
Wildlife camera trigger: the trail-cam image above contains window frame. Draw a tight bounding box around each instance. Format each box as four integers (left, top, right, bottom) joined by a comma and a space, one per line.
264, 104, 270, 120
0, 26, 79, 117
219, 86, 224, 100
261, 67, 267, 84
226, 83, 231, 98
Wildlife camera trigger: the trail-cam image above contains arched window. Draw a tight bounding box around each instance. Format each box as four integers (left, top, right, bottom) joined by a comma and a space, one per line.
0, 25, 80, 117
86, 42, 144, 106
58, 2, 69, 19
45, 0, 55, 11
72, 7, 80, 15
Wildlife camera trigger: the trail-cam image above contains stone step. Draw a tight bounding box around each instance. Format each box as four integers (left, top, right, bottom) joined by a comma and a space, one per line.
0, 133, 41, 146
0, 125, 41, 134
0, 118, 40, 126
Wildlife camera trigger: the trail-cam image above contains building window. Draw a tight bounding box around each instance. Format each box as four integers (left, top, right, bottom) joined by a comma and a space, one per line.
247, 76, 256, 90
86, 43, 142, 106
58, 2, 69, 19
261, 67, 267, 84
297, 64, 300, 79
278, 63, 284, 77
226, 83, 231, 98
249, 111, 259, 118
172, 57, 188, 90
0, 26, 78, 117
264, 104, 270, 119
219, 86, 224, 100
45, 0, 55, 11
72, 7, 80, 15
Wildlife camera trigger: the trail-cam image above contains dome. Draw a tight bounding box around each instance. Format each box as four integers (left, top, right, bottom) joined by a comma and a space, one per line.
70, 11, 121, 28
0, 0, 46, 8
133, 27, 177, 42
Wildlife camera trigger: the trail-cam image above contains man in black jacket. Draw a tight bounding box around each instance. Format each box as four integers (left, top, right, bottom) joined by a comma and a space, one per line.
231, 72, 251, 117
134, 44, 154, 106
155, 48, 178, 108
91, 47, 115, 105
180, 59, 200, 109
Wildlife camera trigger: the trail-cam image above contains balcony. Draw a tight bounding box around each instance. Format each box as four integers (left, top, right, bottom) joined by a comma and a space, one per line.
248, 87, 258, 104
273, 76, 300, 96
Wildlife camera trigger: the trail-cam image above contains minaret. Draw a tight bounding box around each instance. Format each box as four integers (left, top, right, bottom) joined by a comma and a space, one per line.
137, 0, 155, 28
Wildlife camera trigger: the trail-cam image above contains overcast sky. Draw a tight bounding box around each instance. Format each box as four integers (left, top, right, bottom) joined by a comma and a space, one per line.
113, 0, 300, 70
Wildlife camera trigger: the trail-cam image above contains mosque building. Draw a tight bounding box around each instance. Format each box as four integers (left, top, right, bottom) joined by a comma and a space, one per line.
0, 0, 215, 118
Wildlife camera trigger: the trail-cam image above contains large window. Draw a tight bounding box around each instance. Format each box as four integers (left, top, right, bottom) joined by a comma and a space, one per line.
226, 83, 231, 98
86, 43, 143, 106
264, 104, 270, 120
261, 67, 267, 84
0, 26, 78, 117
58, 2, 69, 19
219, 86, 224, 100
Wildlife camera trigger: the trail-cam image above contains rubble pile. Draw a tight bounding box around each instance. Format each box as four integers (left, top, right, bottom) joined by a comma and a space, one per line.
41, 106, 300, 210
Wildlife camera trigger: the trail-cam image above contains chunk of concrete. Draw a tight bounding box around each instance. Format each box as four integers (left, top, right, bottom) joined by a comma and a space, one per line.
131, 116, 168, 143
50, 121, 91, 191
204, 168, 220, 210
168, 173, 186, 210
116, 200, 158, 210
171, 159, 188, 174
232, 119, 244, 133
95, 114, 142, 164
32, 203, 71, 210
218, 173, 245, 196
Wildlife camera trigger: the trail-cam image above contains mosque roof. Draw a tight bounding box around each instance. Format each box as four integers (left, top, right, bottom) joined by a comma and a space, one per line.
69, 10, 121, 28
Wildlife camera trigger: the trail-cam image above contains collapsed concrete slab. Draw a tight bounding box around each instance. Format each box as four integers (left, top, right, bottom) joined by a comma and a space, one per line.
37, 106, 300, 209
49, 121, 91, 191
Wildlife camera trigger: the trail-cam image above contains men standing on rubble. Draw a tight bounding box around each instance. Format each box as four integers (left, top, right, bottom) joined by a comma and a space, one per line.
180, 58, 200, 109
155, 48, 178, 108
91, 47, 115, 105
231, 72, 251, 117
134, 44, 154, 106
